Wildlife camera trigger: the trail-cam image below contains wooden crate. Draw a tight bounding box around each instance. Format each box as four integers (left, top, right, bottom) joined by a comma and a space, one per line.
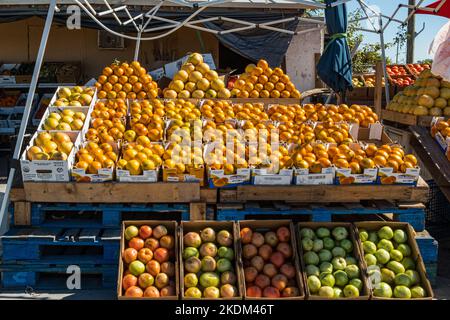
296, 222, 371, 300
353, 221, 434, 300
179, 221, 243, 300
381, 109, 433, 127
117, 220, 180, 300
237, 220, 305, 300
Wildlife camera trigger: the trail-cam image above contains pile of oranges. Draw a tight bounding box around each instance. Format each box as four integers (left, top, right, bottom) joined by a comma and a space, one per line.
86, 99, 127, 143
231, 59, 301, 99
117, 139, 164, 175
127, 100, 165, 142
162, 142, 204, 174
75, 141, 118, 174
95, 61, 159, 100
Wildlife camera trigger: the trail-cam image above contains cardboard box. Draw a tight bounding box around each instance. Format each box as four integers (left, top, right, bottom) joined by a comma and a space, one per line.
32, 93, 53, 126
377, 166, 420, 185
71, 141, 118, 182
117, 220, 179, 300
49, 86, 97, 109
38, 106, 91, 133
335, 167, 378, 185
116, 167, 160, 182
293, 167, 335, 185
207, 167, 251, 188
163, 166, 205, 186
20, 131, 80, 182
296, 222, 371, 300
179, 221, 243, 300
251, 168, 293, 185
0, 63, 18, 84
237, 220, 305, 300
353, 221, 434, 300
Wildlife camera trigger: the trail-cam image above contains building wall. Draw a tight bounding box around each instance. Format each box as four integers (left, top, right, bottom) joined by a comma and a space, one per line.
285, 22, 324, 92
0, 17, 219, 80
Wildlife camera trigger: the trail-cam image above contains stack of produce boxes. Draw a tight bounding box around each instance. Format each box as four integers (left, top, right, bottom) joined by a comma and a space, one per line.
20, 86, 96, 182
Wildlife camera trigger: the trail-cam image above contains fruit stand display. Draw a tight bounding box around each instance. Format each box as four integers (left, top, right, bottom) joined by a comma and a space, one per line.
1, 53, 437, 297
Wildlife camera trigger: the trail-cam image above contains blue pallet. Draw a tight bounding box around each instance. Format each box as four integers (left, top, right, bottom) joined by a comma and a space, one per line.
416, 232, 439, 263
19, 203, 190, 228
0, 264, 117, 289
216, 201, 426, 231
424, 262, 438, 286
1, 227, 120, 264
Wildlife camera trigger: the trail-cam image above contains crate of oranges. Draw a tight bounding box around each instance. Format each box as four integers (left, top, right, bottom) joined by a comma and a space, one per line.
250, 144, 294, 185
372, 144, 420, 185
162, 142, 205, 186
72, 140, 118, 182
116, 138, 164, 182
86, 99, 127, 144
430, 117, 450, 154
333, 143, 378, 185
204, 141, 251, 188
292, 143, 336, 185
128, 99, 165, 142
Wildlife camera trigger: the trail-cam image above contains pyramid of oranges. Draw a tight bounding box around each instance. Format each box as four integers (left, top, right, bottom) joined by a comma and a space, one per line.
95, 61, 159, 100
231, 59, 301, 99
164, 53, 231, 100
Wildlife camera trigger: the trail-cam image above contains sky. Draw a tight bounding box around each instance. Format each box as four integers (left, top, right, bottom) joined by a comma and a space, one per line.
346, 0, 448, 63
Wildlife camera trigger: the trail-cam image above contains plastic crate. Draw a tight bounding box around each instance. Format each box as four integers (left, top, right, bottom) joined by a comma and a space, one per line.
425, 180, 450, 224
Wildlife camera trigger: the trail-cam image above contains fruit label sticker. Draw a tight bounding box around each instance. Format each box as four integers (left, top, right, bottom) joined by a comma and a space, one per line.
116, 169, 158, 182
435, 132, 450, 152
294, 167, 335, 185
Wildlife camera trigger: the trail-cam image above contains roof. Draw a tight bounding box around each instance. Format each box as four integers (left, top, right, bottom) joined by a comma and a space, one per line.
0, 0, 321, 10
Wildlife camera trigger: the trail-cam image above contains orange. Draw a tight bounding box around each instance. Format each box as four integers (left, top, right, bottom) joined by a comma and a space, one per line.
275, 82, 285, 91
270, 90, 280, 98
386, 159, 399, 172
373, 155, 387, 166
76, 161, 89, 170
108, 75, 118, 84
269, 75, 279, 83
404, 154, 417, 166
103, 67, 113, 76
334, 158, 349, 168
257, 59, 269, 70
360, 158, 375, 169
365, 144, 378, 157
114, 67, 124, 77
87, 161, 102, 174
349, 162, 361, 174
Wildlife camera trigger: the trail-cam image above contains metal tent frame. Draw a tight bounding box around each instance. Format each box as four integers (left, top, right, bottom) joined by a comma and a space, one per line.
0, 0, 447, 231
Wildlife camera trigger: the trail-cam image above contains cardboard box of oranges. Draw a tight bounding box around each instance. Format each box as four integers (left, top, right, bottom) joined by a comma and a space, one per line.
430, 117, 450, 153
292, 143, 336, 185
116, 141, 164, 182
21, 131, 80, 182
86, 99, 127, 143
204, 142, 251, 188
162, 142, 205, 186
71, 140, 119, 182
250, 144, 294, 185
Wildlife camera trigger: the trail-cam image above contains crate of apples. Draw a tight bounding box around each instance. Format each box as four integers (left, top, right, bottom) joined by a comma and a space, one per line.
239, 220, 304, 299
119, 222, 179, 299
406, 63, 431, 76
355, 222, 433, 299
180, 222, 242, 299
298, 223, 370, 299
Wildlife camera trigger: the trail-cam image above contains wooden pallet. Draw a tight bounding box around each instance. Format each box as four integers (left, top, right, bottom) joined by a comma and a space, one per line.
381, 109, 433, 127
219, 177, 429, 203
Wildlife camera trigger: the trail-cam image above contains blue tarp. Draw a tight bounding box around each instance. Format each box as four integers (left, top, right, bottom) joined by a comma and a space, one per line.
316, 0, 353, 94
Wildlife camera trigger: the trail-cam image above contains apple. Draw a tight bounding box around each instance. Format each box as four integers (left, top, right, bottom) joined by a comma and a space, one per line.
139, 225, 152, 239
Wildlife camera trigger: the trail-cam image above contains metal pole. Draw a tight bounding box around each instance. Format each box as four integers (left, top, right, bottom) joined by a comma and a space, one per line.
406, 0, 416, 63
0, 0, 57, 234
134, 28, 142, 61
378, 15, 390, 106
